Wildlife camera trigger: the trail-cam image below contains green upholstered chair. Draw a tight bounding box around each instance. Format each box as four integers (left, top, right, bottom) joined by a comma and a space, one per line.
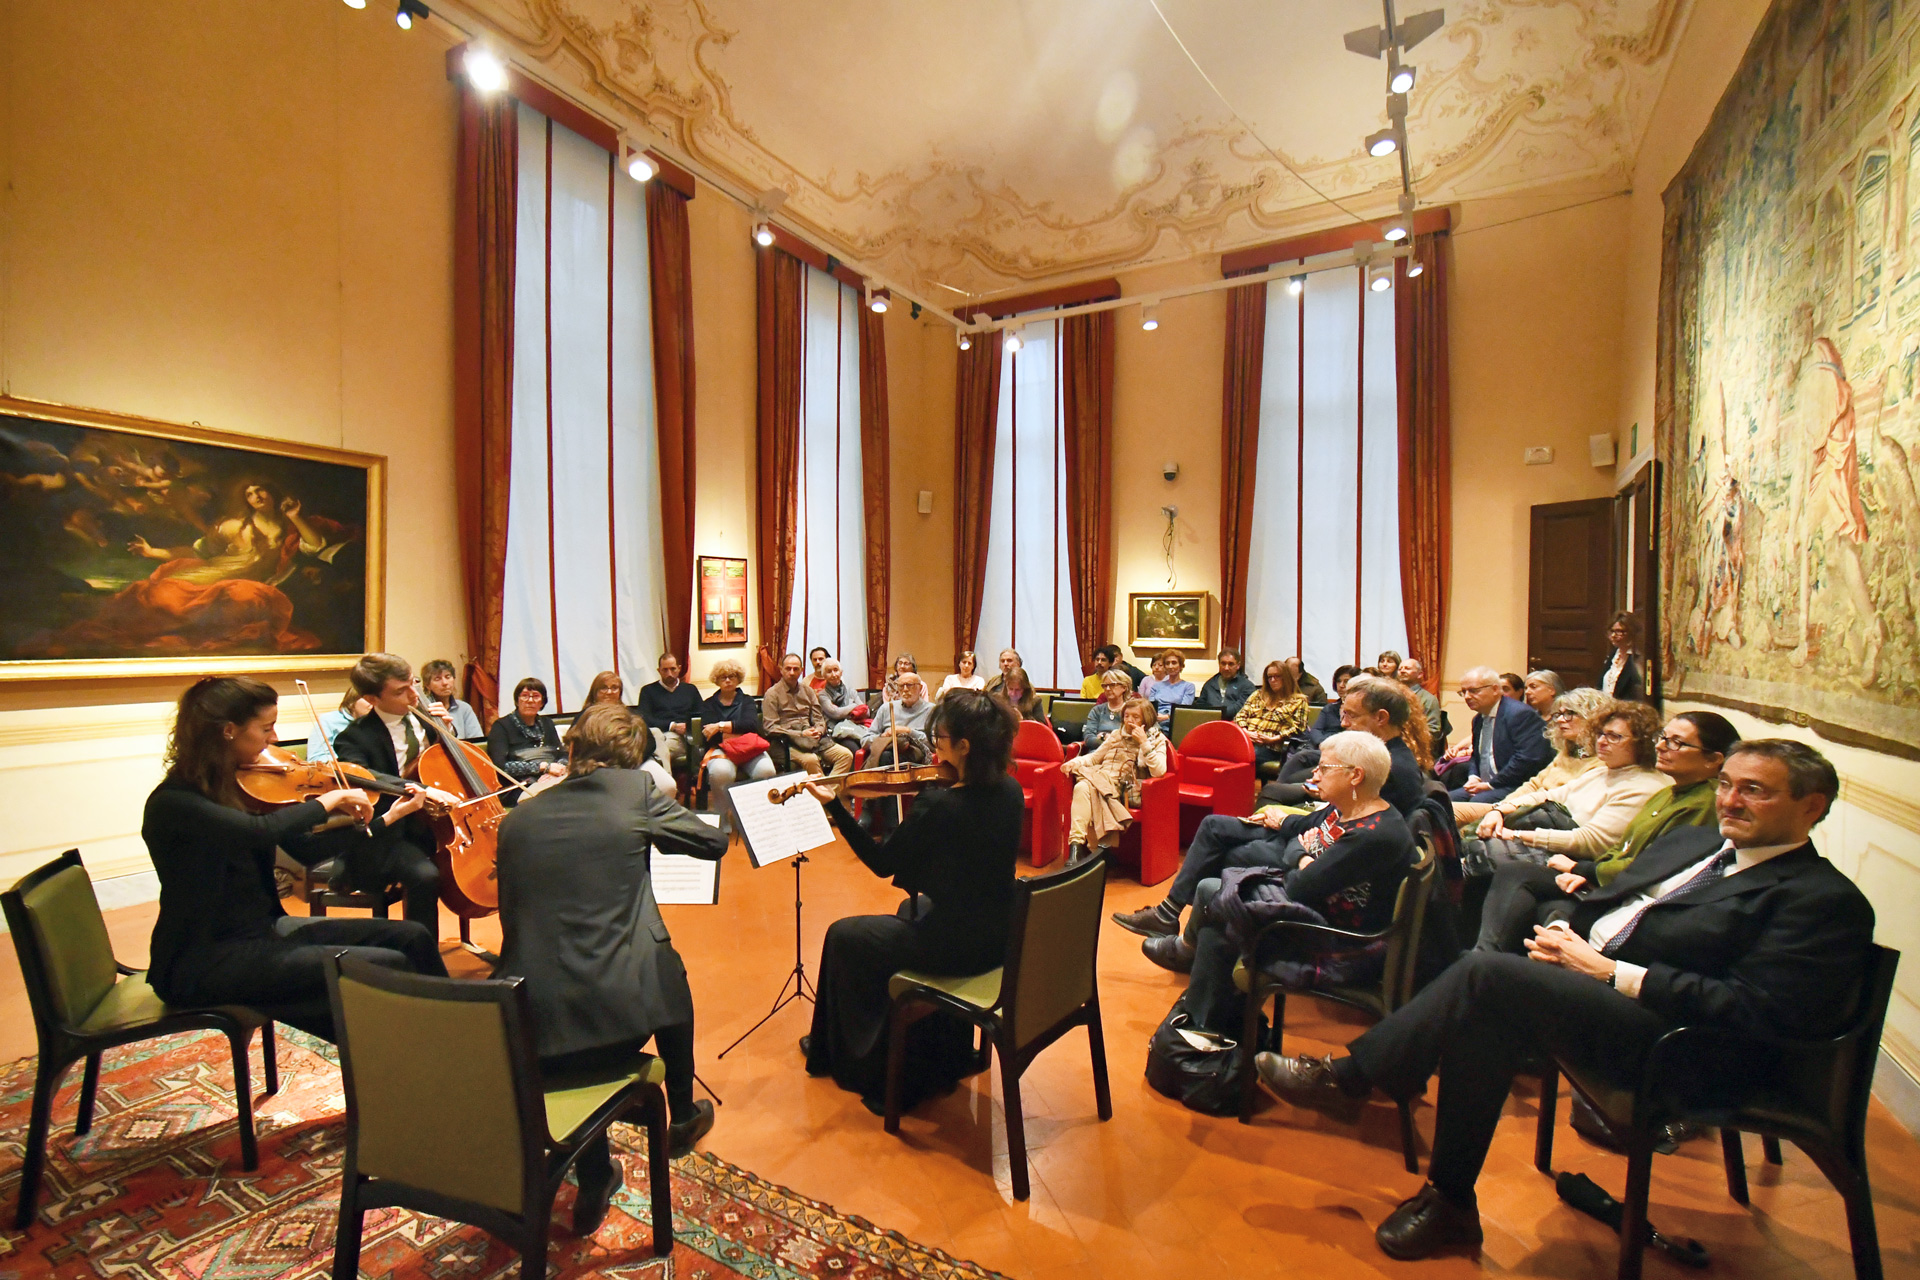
1168, 705, 1222, 747
1, 849, 278, 1228
325, 954, 673, 1278
1048, 697, 1097, 746
882, 853, 1113, 1201
1232, 832, 1439, 1169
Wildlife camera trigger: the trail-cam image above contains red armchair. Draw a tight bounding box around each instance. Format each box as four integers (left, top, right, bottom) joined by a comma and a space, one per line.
1173, 721, 1257, 845
1011, 720, 1066, 866
1112, 744, 1182, 886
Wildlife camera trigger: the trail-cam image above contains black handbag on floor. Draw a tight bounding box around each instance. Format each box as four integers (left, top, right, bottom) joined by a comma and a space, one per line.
1145, 1002, 1262, 1116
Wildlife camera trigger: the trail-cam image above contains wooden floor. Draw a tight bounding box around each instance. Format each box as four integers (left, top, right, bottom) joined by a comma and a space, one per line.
6, 835, 1919, 1280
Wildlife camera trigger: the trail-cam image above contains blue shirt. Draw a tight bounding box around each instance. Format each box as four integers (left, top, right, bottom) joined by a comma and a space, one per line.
1081, 701, 1127, 754
1140, 677, 1195, 724
306, 709, 355, 763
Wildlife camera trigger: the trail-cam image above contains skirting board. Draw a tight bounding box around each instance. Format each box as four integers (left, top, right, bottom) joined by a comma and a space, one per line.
1877, 1049, 1920, 1141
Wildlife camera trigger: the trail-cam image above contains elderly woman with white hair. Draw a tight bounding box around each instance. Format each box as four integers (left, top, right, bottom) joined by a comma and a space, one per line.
699, 658, 776, 828
1452, 686, 1609, 830
1144, 733, 1417, 1029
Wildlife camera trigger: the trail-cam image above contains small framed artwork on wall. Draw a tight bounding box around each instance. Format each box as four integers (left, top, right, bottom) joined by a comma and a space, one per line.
1127, 591, 1212, 652
698, 555, 748, 646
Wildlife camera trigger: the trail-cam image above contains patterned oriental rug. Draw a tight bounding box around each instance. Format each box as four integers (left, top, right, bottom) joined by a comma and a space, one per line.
0, 1030, 1011, 1280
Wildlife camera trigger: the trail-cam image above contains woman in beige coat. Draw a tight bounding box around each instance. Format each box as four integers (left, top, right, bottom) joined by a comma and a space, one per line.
1062, 696, 1168, 862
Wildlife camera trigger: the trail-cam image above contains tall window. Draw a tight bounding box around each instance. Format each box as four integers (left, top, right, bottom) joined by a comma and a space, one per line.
784, 266, 867, 671
500, 103, 666, 713
978, 315, 1079, 688
1244, 260, 1408, 680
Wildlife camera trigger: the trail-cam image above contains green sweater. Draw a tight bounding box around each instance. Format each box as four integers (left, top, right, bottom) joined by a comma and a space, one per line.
1574, 779, 1719, 887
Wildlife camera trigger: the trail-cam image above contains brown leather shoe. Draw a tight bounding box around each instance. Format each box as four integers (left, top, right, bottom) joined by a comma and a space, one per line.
1141, 934, 1194, 974
1254, 1051, 1365, 1124
1113, 903, 1180, 938
1376, 1183, 1484, 1260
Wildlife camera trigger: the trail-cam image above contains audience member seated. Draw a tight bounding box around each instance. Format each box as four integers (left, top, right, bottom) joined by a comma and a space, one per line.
1499, 671, 1526, 700
1080, 668, 1134, 753
1374, 650, 1403, 680
589, 668, 678, 796
1452, 686, 1607, 830
937, 650, 984, 698
807, 646, 830, 690
1287, 656, 1328, 706
1599, 610, 1647, 700
1461, 700, 1665, 882
487, 676, 567, 803
1522, 668, 1564, 719
1474, 710, 1736, 952
700, 658, 775, 827
306, 688, 372, 764
1197, 647, 1256, 720
420, 658, 484, 739
983, 648, 1021, 695
1253, 740, 1872, 1262
762, 653, 853, 776
1079, 643, 1125, 698
1136, 732, 1414, 990
883, 652, 919, 702
1398, 658, 1444, 744
1234, 660, 1312, 767
998, 666, 1046, 721
638, 652, 702, 778
818, 658, 871, 747
1256, 675, 1428, 817
1307, 664, 1361, 742
1450, 665, 1553, 802
1140, 649, 1196, 726
863, 672, 933, 765
1061, 695, 1167, 864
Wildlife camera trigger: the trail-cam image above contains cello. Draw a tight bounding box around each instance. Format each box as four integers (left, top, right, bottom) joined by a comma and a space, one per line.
405, 702, 522, 954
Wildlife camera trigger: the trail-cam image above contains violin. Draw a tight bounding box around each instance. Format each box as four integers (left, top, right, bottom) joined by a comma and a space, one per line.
236, 744, 412, 814
768, 759, 957, 806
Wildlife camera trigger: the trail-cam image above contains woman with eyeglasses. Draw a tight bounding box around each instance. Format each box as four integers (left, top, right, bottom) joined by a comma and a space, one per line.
1453, 687, 1609, 831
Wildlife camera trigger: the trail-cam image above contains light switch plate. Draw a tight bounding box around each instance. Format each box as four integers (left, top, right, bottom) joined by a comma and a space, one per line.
1524, 446, 1555, 466
916, 489, 933, 514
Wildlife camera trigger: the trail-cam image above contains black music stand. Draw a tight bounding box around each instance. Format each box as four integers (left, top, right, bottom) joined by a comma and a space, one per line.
717, 774, 831, 1058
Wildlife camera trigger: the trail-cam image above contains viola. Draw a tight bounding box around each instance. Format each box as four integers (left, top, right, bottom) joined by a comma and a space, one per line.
768, 759, 957, 806
236, 744, 411, 814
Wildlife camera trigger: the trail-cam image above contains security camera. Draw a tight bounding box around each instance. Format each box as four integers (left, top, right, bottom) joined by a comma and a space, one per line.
1162, 460, 1180, 481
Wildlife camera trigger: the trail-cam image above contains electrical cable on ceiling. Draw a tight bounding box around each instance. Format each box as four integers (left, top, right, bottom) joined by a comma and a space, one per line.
1449, 189, 1631, 238
1161, 505, 1178, 587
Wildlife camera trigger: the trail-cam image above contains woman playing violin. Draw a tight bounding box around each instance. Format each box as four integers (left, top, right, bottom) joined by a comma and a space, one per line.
799, 689, 1023, 1114
143, 676, 447, 1042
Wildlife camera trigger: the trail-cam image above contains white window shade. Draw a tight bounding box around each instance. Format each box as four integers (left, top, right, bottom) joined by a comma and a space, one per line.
785, 266, 867, 673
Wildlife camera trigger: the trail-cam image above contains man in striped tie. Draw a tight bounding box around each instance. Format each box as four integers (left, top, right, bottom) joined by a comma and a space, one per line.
1253, 739, 1875, 1261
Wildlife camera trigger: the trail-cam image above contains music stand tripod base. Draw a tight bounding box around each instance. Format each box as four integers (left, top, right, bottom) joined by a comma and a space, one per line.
719, 854, 816, 1058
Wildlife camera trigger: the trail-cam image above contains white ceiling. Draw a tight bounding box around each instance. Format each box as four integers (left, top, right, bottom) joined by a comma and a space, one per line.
456, 0, 1690, 301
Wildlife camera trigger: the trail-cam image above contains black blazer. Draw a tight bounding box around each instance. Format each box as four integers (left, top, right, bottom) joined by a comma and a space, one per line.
492, 766, 728, 1059
332, 711, 409, 796
1569, 825, 1875, 1040
1466, 696, 1555, 800
1598, 650, 1647, 702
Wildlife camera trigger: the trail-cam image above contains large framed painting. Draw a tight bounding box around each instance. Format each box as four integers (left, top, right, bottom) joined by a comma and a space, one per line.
1658, 0, 1920, 760
0, 396, 384, 680
697, 555, 747, 646
1127, 591, 1212, 653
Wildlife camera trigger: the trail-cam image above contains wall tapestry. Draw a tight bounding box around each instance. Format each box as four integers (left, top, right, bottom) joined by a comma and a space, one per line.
0, 396, 385, 680
1659, 0, 1920, 759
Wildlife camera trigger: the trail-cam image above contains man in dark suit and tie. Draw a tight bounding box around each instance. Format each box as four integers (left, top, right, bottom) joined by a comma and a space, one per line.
331, 652, 458, 932
1255, 739, 1874, 1261
1450, 664, 1554, 802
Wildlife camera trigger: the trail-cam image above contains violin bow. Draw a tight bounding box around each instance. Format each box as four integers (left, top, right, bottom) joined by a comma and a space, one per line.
404, 701, 536, 796
295, 677, 372, 836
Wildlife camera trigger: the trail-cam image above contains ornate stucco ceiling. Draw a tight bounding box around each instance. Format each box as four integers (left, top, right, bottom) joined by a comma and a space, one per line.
451, 0, 1691, 303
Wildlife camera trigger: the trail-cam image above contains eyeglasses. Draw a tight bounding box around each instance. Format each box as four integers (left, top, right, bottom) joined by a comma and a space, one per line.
1549, 711, 1582, 722
1716, 777, 1783, 801
1594, 730, 1627, 744
1458, 683, 1496, 696
1655, 734, 1701, 751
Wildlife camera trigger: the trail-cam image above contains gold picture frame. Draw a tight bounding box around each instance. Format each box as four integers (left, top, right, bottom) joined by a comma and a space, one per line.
1127, 591, 1212, 652
0, 394, 385, 681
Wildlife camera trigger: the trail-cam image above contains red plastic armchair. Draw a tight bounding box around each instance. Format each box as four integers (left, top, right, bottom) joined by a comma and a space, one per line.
1011, 720, 1066, 866
1174, 720, 1257, 844
1113, 744, 1182, 886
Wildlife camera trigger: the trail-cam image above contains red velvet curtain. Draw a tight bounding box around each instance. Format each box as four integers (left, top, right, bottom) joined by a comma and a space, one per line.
1060, 311, 1115, 675
858, 306, 891, 689
1217, 269, 1269, 655
755, 248, 804, 692
1396, 232, 1452, 689
647, 181, 697, 668
453, 88, 517, 725
951, 337, 1004, 657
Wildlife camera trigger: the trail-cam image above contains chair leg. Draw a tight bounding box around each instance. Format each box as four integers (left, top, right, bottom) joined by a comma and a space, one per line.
225, 1026, 259, 1171
1721, 1129, 1749, 1205
331, 1172, 364, 1280
644, 1086, 674, 1257
1085, 1002, 1113, 1122
998, 1039, 1030, 1202
520, 1216, 549, 1280
15, 1055, 68, 1229
75, 1052, 102, 1136
1534, 1066, 1559, 1174
1616, 1132, 1656, 1280
261, 1022, 280, 1097
1762, 1134, 1784, 1165
1397, 1099, 1420, 1174
1802, 1143, 1882, 1280
882, 1000, 913, 1136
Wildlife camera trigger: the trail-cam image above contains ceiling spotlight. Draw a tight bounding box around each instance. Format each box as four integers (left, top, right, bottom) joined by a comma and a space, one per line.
752, 222, 775, 247
463, 45, 508, 92
395, 0, 429, 30
1368, 262, 1393, 293
1382, 216, 1410, 242
624, 149, 655, 183
1140, 302, 1159, 331
868, 288, 891, 314
1004, 326, 1025, 354
1287, 274, 1306, 297
957, 330, 972, 350
1366, 127, 1400, 157
1405, 257, 1425, 278
1389, 63, 1417, 94
1397, 9, 1446, 50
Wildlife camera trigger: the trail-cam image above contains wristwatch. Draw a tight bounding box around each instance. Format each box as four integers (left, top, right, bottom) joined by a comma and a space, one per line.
1606, 964, 1619, 989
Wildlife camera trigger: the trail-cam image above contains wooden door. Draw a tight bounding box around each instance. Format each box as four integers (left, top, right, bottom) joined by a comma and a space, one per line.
1528, 498, 1614, 689
1612, 462, 1661, 704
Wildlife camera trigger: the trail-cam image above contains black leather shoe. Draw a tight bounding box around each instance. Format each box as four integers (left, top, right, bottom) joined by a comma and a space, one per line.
1375, 1183, 1483, 1260
571, 1158, 623, 1236
665, 1099, 715, 1159
1112, 903, 1180, 938
1141, 935, 1194, 974
1254, 1052, 1366, 1124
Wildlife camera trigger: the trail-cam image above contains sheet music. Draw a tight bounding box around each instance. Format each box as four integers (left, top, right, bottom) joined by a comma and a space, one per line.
652, 813, 724, 906
729, 771, 837, 868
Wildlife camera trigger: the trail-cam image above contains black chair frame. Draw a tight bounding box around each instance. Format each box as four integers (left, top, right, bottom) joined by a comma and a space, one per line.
325, 955, 672, 1280
2, 850, 277, 1229
881, 853, 1114, 1202
1534, 943, 1898, 1280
